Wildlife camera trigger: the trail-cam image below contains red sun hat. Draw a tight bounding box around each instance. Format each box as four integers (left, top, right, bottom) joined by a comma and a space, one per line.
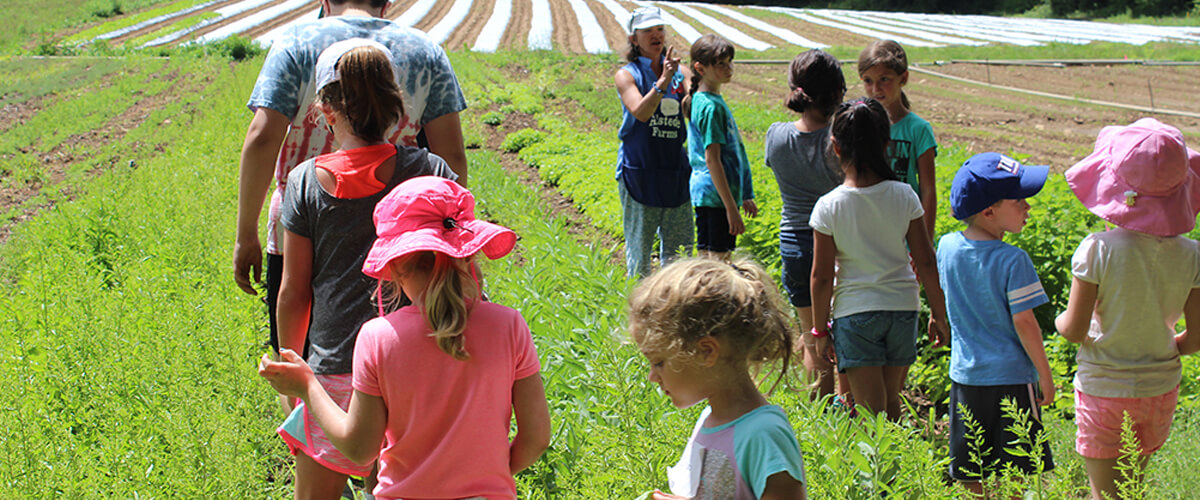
361, 176, 516, 279
1066, 117, 1200, 237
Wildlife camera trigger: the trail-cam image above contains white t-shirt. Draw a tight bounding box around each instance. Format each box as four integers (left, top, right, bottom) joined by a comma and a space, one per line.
809, 180, 924, 319
1072, 228, 1200, 398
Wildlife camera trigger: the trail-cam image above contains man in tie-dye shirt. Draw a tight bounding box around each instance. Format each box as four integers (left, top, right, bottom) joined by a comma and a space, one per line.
233, 0, 467, 356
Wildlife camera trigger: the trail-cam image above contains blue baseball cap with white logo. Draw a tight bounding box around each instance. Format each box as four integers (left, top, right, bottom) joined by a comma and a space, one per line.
951, 152, 1049, 220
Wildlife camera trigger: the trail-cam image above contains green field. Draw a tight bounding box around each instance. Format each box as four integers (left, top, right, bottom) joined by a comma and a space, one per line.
3, 3, 1200, 499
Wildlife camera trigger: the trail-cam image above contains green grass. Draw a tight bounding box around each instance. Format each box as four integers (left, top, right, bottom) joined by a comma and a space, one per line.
1, 0, 179, 53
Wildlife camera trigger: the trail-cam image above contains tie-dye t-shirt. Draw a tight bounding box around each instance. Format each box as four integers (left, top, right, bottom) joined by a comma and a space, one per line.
246, 15, 466, 254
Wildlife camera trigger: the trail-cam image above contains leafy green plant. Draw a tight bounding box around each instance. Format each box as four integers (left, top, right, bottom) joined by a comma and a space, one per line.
481, 111, 503, 126
501, 128, 545, 153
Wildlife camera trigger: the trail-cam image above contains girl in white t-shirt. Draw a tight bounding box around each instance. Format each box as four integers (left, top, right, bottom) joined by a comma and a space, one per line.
809, 97, 949, 421
260, 176, 551, 500
1055, 118, 1200, 500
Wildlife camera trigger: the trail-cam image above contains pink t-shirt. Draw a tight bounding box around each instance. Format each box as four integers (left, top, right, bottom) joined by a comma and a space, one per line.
352, 301, 541, 500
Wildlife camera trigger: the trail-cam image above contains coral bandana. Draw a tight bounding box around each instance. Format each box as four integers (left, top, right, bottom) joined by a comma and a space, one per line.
314, 144, 396, 198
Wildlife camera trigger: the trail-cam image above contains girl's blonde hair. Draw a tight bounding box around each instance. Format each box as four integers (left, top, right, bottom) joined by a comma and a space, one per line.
383, 251, 479, 360
857, 39, 911, 110
317, 45, 405, 143
628, 258, 793, 390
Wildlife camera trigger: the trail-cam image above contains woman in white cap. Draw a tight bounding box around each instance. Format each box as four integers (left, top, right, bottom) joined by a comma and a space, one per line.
273, 39, 457, 499
614, 6, 694, 277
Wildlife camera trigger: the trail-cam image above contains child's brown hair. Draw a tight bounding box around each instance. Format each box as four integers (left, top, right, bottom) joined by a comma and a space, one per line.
857, 39, 911, 110
629, 258, 792, 390
317, 45, 405, 143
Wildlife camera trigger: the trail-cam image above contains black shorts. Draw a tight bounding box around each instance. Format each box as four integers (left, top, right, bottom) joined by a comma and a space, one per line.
695, 206, 736, 253
948, 382, 1055, 481
266, 253, 309, 359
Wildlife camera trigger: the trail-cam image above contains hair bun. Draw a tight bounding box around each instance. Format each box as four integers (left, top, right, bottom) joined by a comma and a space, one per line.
785, 86, 810, 114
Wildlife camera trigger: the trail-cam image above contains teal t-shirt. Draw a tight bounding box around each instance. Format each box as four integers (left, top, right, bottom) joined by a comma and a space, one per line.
682, 405, 807, 499
687, 91, 754, 208
886, 112, 937, 194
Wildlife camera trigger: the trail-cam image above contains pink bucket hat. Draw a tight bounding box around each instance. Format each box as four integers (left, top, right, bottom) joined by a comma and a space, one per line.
1066, 117, 1200, 236
361, 176, 516, 279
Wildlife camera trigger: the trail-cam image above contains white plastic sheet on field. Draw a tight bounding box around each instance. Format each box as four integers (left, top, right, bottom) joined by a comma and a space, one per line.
396, 0, 439, 27
95, 0, 224, 41
426, 0, 475, 44
192, 0, 311, 44
692, 3, 826, 49
472, 0, 511, 52
820, 9, 987, 46
254, 8, 318, 46
593, 0, 630, 32
763, 7, 941, 47
567, 0, 611, 53
667, 2, 772, 51
631, 0, 701, 43
866, 12, 1048, 46
528, 0, 553, 50
143, 0, 276, 47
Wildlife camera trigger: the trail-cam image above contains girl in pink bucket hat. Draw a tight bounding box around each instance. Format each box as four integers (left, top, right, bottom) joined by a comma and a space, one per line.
261, 176, 551, 500
266, 39, 459, 499
1056, 117, 1200, 499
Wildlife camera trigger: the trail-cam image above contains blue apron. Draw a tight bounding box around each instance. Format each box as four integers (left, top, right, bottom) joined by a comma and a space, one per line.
616, 56, 690, 208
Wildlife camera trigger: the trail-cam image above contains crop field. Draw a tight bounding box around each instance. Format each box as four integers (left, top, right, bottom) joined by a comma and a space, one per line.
4, 0, 1200, 498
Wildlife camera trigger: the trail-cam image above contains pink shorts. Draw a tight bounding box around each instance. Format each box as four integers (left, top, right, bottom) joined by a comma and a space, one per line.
1074, 386, 1179, 459
278, 373, 374, 477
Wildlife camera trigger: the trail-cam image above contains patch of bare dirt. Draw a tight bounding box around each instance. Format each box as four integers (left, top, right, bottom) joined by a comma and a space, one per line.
0, 72, 204, 245
0, 96, 47, 135
415, 0, 457, 32
444, 0, 497, 51
500, 0, 533, 50
586, 0, 627, 55
550, 0, 584, 54
481, 110, 622, 261
385, 0, 422, 19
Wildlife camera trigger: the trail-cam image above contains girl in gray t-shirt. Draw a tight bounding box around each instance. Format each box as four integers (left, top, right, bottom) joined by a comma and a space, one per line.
763, 50, 846, 403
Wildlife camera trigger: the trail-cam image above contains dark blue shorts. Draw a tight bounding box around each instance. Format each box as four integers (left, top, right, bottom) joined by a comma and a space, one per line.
695, 206, 736, 253
948, 382, 1055, 481
780, 229, 814, 308
831, 310, 918, 371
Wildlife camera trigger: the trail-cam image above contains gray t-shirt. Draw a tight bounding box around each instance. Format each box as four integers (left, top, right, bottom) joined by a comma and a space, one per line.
280, 145, 455, 374
764, 122, 843, 232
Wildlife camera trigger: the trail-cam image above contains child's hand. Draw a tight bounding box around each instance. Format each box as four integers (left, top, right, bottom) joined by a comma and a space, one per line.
815, 335, 836, 365
742, 199, 759, 218
928, 315, 948, 348
1038, 376, 1055, 407
258, 348, 315, 399
726, 206, 745, 235
651, 490, 689, 500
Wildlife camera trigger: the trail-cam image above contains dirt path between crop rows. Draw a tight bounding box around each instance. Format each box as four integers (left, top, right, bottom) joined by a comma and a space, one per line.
240, 2, 316, 41
415, 0, 456, 33
550, 0, 584, 54
499, 0, 533, 50
445, 0, 496, 51
0, 72, 207, 245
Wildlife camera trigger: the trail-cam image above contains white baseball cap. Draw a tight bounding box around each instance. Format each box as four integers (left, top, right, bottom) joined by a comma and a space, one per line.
315, 38, 394, 91
628, 7, 666, 33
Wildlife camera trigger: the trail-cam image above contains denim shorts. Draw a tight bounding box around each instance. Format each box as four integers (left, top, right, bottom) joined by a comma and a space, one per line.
780, 229, 814, 308
831, 310, 919, 371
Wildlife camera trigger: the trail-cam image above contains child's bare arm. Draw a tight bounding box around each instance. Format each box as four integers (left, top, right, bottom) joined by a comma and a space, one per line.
1013, 309, 1055, 406
705, 144, 744, 235
1176, 288, 1200, 355
760, 471, 807, 500
907, 217, 948, 347
1055, 277, 1097, 343
278, 229, 314, 356
510, 373, 551, 474
810, 231, 837, 362
916, 149, 937, 240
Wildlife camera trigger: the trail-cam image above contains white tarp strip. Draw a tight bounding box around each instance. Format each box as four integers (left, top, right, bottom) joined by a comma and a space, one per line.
143, 0, 275, 47
693, 3, 825, 49
765, 7, 941, 47
916, 13, 1087, 44
824, 10, 989, 46
192, 0, 309, 43
254, 7, 317, 46
1023, 17, 1160, 44
631, 0, 701, 43
876, 12, 1047, 46
426, 0, 474, 43
396, 0, 439, 27
567, 0, 611, 53
528, 0, 553, 49
471, 0, 511, 52
593, 0, 630, 33
665, 2, 771, 51
96, 0, 225, 40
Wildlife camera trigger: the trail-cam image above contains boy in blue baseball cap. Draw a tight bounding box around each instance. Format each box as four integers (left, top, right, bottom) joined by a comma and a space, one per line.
937, 152, 1056, 494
